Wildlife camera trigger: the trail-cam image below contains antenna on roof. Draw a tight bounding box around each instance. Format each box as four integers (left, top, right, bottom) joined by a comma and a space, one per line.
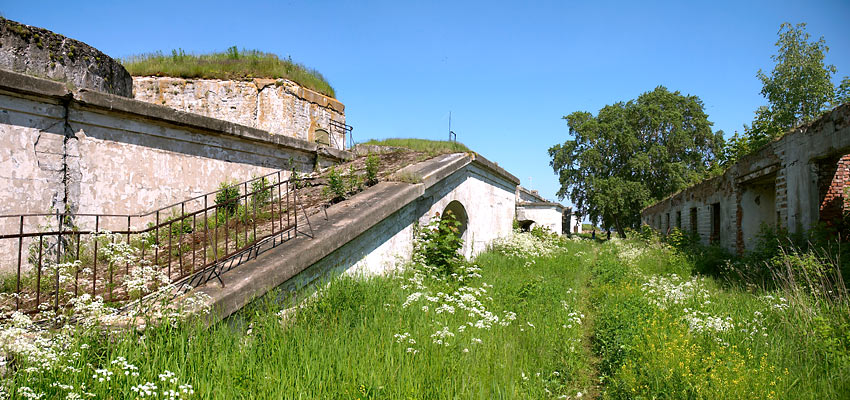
448, 111, 457, 142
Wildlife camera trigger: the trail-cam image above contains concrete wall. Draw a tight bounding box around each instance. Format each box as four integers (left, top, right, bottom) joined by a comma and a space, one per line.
642, 104, 850, 253
133, 77, 346, 150
515, 186, 569, 235
0, 69, 352, 272
0, 18, 133, 97
569, 214, 583, 234
517, 204, 563, 234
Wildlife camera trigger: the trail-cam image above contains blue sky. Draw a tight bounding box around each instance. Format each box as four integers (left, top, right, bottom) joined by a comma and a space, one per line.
3, 0, 849, 210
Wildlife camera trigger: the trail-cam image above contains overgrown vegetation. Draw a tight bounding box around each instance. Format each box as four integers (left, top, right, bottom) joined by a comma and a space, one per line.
122, 47, 335, 98
2, 221, 847, 398
361, 138, 470, 156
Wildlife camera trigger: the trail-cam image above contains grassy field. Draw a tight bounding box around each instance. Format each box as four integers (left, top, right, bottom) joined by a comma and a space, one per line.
2, 230, 848, 399
122, 47, 335, 98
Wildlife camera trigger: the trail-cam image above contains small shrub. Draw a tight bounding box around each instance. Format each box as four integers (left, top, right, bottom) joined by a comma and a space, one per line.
323, 167, 347, 202
347, 165, 362, 193
365, 154, 379, 186
215, 181, 240, 216
414, 211, 465, 276
251, 176, 271, 206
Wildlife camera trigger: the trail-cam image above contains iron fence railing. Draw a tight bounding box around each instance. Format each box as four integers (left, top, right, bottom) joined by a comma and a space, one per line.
0, 170, 311, 314
329, 120, 353, 150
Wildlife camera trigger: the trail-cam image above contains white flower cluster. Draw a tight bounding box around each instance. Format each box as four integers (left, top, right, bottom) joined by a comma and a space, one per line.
560, 300, 584, 330
760, 294, 789, 311
612, 241, 647, 265
489, 231, 564, 259
430, 326, 455, 346
641, 274, 710, 309
682, 309, 734, 333
737, 310, 770, 339
394, 260, 516, 353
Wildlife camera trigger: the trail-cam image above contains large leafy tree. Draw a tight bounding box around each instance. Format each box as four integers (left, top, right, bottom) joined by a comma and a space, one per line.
549, 86, 724, 237
726, 23, 847, 163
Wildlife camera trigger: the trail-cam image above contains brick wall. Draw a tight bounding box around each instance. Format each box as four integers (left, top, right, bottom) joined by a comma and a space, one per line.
819, 154, 850, 224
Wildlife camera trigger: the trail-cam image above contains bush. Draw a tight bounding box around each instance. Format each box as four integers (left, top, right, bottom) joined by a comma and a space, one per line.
347, 165, 362, 193
365, 154, 379, 186
215, 181, 240, 216
251, 176, 271, 207
414, 211, 464, 276
323, 167, 347, 202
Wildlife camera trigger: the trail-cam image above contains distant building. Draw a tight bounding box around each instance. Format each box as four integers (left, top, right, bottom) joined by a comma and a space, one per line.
515, 186, 578, 235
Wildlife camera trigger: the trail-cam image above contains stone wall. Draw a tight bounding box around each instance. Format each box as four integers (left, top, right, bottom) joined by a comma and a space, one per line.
133, 77, 346, 149
0, 69, 352, 272
0, 18, 132, 97
642, 103, 850, 253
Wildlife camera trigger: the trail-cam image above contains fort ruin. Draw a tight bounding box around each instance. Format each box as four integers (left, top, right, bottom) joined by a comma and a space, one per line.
642, 104, 850, 253
0, 18, 572, 318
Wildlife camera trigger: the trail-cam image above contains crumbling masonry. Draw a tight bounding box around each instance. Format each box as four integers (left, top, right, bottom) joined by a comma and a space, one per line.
642, 104, 850, 254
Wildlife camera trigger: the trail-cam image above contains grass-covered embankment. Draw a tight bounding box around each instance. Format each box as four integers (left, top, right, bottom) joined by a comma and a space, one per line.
360, 138, 470, 156
122, 47, 335, 98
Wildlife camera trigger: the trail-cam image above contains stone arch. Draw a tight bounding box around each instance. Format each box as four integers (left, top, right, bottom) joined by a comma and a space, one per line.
517, 219, 535, 232
441, 200, 469, 243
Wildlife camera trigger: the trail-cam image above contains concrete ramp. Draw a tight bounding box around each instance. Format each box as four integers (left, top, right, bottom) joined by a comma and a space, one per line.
198, 153, 519, 320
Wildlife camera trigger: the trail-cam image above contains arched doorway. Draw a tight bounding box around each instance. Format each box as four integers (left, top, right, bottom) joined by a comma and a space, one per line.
441, 200, 469, 244
517, 220, 535, 232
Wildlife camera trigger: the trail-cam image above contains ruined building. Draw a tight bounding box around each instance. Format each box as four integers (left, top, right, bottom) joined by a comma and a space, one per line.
642, 104, 850, 254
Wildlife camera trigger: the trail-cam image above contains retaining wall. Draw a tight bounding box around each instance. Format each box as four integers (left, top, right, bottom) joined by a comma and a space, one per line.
0, 69, 352, 272
133, 77, 346, 149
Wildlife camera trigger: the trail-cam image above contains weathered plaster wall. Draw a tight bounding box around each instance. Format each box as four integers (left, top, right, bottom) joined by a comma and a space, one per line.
0, 69, 352, 272
568, 214, 582, 234
133, 77, 346, 149
517, 205, 563, 234
642, 104, 850, 253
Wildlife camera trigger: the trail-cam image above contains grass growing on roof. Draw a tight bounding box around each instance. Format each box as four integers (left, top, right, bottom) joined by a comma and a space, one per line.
361, 138, 470, 156
122, 47, 335, 98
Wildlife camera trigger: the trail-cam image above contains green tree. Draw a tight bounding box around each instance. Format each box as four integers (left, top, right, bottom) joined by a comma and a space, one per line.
727, 23, 846, 163
549, 86, 724, 238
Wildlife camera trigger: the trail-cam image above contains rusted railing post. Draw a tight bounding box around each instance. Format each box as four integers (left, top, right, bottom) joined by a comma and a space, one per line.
15, 215, 23, 311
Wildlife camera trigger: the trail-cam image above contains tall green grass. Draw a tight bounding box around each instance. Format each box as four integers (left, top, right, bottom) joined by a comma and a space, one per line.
7, 235, 848, 398
591, 239, 850, 399
122, 47, 335, 98
360, 138, 470, 156
7, 239, 596, 399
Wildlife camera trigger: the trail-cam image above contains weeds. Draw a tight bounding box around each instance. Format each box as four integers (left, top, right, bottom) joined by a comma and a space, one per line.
122, 48, 335, 98
365, 154, 379, 186
360, 138, 470, 156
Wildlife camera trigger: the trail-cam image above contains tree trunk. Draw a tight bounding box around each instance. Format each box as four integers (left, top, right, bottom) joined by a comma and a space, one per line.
614, 216, 626, 238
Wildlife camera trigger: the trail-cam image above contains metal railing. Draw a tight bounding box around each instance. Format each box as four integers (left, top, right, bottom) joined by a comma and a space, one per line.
0, 170, 310, 314
329, 120, 354, 150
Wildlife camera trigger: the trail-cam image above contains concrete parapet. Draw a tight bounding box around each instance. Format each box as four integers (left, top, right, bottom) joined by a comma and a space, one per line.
0, 18, 132, 97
